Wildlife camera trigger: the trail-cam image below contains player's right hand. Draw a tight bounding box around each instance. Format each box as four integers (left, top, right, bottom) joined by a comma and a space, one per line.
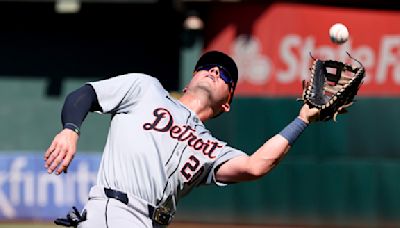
44, 129, 79, 175
299, 103, 320, 124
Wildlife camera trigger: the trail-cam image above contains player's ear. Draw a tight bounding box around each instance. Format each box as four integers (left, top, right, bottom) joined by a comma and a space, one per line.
222, 90, 233, 112
221, 103, 230, 112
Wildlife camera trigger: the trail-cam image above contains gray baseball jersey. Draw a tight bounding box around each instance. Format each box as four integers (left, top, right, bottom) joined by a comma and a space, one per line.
88, 73, 246, 214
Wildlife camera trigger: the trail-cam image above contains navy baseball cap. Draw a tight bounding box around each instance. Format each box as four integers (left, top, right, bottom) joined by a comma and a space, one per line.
194, 51, 238, 103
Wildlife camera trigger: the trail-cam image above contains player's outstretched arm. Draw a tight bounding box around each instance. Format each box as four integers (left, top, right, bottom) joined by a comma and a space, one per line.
44, 84, 101, 175
45, 129, 79, 175
215, 104, 319, 183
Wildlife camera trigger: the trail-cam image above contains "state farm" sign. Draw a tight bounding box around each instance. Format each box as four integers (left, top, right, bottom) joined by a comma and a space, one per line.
204, 3, 400, 97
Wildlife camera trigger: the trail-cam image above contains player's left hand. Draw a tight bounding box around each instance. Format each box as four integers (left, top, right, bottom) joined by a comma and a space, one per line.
44, 129, 79, 175
298, 103, 320, 124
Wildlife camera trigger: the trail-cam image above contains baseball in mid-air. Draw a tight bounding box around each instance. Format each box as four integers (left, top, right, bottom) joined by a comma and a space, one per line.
329, 23, 349, 44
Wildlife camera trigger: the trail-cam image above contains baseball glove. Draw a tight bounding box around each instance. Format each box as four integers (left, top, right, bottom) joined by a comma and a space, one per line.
301, 53, 365, 121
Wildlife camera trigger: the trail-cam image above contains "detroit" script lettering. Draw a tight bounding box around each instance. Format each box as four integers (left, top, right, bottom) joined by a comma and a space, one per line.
143, 108, 221, 159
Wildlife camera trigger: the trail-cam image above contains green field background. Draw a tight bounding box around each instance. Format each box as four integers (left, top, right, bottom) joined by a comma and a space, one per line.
1, 78, 399, 227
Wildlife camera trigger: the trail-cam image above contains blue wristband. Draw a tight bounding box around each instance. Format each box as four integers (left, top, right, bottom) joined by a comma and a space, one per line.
279, 117, 308, 146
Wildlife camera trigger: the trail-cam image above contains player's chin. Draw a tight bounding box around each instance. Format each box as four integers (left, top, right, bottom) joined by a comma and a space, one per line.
195, 82, 214, 93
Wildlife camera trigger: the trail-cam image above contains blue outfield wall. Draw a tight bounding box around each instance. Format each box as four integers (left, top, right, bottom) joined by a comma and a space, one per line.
0, 153, 100, 220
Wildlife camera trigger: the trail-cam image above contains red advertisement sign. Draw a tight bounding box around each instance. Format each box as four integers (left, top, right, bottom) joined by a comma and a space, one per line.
204, 3, 400, 97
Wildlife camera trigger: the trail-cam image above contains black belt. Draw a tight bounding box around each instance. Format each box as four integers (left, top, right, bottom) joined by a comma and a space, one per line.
104, 188, 173, 225
104, 188, 129, 205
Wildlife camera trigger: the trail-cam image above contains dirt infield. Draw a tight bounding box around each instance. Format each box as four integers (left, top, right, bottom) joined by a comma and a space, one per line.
170, 222, 295, 228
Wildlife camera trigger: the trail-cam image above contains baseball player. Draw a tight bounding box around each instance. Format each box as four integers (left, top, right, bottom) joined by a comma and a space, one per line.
45, 51, 319, 227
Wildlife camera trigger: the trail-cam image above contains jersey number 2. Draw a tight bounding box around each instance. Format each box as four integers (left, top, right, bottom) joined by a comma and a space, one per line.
180, 155, 200, 181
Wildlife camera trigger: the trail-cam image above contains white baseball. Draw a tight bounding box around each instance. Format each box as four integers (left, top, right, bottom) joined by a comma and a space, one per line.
329, 23, 349, 44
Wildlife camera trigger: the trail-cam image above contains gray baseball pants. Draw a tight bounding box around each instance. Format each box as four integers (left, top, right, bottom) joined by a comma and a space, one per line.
78, 186, 166, 228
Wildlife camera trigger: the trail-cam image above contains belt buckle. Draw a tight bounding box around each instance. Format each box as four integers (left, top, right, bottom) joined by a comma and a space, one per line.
152, 206, 173, 225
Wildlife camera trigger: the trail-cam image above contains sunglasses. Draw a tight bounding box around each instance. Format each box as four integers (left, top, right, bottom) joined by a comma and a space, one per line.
195, 65, 235, 90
